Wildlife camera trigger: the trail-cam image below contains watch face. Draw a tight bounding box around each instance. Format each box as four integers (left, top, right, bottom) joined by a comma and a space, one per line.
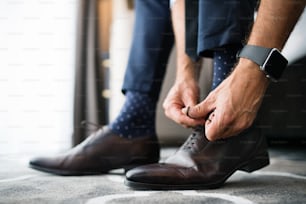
263, 49, 288, 80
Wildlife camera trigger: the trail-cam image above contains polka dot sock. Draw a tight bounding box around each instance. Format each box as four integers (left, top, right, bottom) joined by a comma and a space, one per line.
211, 45, 241, 89
109, 91, 157, 138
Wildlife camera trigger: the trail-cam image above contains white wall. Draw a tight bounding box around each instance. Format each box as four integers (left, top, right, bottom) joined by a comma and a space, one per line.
0, 0, 77, 156
282, 9, 306, 63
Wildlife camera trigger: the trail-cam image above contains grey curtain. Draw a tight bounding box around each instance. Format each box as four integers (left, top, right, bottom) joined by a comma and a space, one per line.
72, 0, 107, 146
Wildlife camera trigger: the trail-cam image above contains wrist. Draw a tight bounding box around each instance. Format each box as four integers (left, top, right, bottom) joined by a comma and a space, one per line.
175, 72, 196, 84
237, 45, 288, 82
175, 57, 198, 83
234, 58, 270, 88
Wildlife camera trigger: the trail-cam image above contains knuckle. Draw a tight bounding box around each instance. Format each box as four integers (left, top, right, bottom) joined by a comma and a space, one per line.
163, 107, 171, 117
191, 105, 201, 115
164, 110, 171, 119
162, 101, 168, 109
176, 118, 185, 126
195, 105, 201, 113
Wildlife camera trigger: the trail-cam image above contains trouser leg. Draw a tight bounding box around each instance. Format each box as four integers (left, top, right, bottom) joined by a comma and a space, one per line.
122, 0, 174, 101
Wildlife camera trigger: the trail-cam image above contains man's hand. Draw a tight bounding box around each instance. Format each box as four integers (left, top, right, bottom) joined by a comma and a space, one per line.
187, 59, 269, 141
185, 0, 305, 140
163, 77, 205, 128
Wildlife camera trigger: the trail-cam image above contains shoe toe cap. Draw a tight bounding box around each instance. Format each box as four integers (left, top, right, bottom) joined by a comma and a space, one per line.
126, 163, 186, 184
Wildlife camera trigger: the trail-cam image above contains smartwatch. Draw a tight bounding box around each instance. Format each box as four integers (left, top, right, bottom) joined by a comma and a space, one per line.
237, 45, 288, 82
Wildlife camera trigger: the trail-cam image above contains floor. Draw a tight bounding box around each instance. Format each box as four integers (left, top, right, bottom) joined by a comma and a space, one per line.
0, 146, 306, 204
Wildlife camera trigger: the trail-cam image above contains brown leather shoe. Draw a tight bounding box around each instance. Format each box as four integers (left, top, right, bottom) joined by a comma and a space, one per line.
29, 126, 160, 175
125, 126, 269, 190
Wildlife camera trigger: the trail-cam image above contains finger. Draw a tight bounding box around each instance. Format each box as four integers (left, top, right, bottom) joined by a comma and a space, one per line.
205, 111, 214, 125
186, 90, 217, 120
181, 106, 190, 116
183, 94, 198, 107
177, 112, 206, 127
181, 90, 199, 116
205, 110, 241, 141
208, 108, 252, 139
166, 105, 205, 127
182, 86, 200, 106
182, 106, 208, 127
204, 110, 228, 141
187, 99, 215, 120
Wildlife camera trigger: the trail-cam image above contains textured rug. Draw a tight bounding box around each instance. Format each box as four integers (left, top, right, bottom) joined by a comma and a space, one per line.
1, 147, 306, 204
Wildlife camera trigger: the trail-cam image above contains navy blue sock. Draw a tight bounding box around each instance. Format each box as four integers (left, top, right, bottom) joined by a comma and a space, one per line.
109, 92, 157, 138
212, 45, 241, 90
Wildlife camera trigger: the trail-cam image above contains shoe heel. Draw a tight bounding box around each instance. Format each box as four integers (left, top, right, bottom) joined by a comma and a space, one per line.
239, 152, 270, 173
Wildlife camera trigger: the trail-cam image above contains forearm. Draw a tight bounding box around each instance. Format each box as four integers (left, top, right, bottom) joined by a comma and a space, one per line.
236, 0, 305, 86
171, 0, 197, 82
248, 0, 306, 50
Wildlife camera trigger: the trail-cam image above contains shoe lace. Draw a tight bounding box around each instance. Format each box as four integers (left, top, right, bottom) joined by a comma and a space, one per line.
182, 125, 204, 151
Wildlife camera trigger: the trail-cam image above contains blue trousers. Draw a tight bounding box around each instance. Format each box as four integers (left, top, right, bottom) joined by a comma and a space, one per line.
122, 0, 256, 99
122, 0, 174, 100
197, 0, 257, 57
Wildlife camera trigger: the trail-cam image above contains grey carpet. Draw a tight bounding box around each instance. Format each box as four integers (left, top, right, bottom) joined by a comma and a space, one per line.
1, 147, 306, 204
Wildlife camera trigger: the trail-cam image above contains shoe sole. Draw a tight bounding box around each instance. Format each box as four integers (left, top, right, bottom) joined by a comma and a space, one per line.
125, 152, 270, 190
29, 164, 108, 176
29, 158, 160, 176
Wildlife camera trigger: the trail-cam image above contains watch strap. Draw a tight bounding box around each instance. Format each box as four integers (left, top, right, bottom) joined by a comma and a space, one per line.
237, 45, 272, 67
